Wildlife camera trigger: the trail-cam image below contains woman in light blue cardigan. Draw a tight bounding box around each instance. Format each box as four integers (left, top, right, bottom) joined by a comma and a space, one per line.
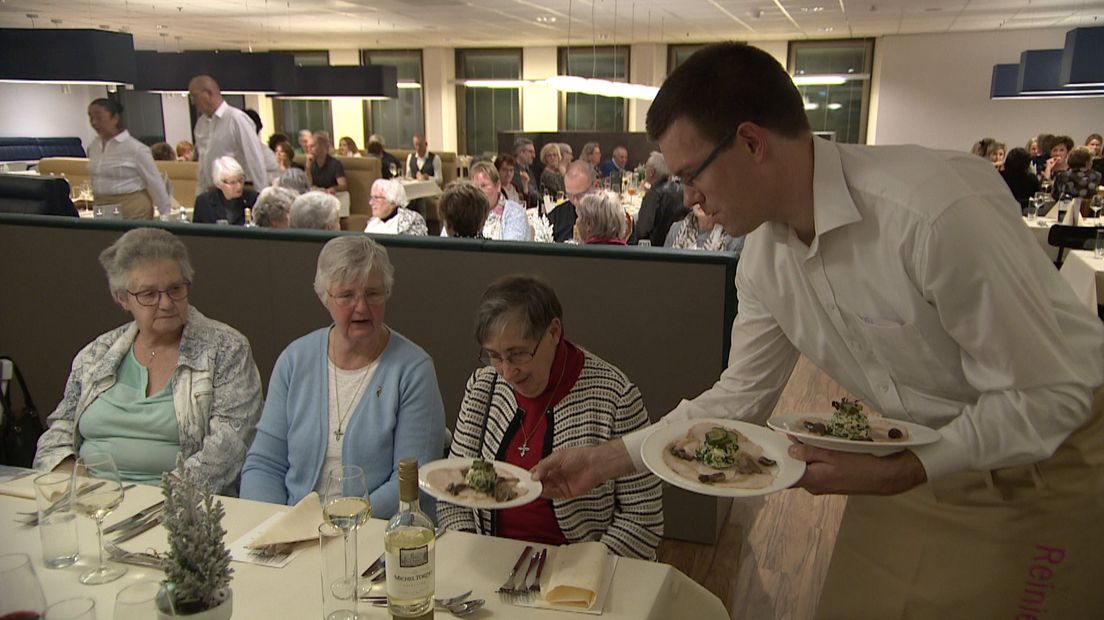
240, 236, 445, 519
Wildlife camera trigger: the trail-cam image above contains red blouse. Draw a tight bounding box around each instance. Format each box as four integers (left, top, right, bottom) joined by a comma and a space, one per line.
496, 338, 585, 546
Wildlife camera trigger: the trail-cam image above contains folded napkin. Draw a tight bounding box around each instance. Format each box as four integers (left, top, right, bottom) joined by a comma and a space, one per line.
246, 492, 322, 549
542, 541, 611, 609
0, 471, 38, 500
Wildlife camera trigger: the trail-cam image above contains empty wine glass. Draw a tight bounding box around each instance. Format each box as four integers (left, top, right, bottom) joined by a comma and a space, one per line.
115, 579, 174, 619
1090, 194, 1103, 223
42, 597, 95, 620
0, 553, 46, 619
322, 466, 370, 603
72, 452, 127, 585
388, 162, 399, 178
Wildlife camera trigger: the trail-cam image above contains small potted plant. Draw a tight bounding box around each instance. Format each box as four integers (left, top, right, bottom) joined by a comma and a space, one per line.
157, 458, 234, 619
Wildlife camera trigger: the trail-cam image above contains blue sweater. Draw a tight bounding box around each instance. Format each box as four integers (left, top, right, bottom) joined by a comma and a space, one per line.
240, 327, 445, 519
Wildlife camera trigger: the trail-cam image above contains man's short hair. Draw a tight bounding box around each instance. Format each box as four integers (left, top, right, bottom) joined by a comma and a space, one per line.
150, 142, 175, 161
1068, 146, 1093, 169
513, 137, 534, 155
646, 42, 810, 143
312, 131, 331, 148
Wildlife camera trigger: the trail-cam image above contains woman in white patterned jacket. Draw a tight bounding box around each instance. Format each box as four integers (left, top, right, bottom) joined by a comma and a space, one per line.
437, 275, 663, 559
34, 228, 263, 495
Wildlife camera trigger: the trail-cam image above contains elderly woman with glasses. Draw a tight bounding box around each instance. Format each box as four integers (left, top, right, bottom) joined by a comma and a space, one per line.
437, 275, 663, 559
364, 178, 428, 236
34, 228, 263, 494
193, 156, 259, 225
241, 236, 445, 518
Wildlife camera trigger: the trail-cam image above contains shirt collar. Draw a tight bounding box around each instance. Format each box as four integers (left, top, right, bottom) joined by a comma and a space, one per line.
769, 137, 863, 253
212, 100, 230, 119
111, 130, 131, 144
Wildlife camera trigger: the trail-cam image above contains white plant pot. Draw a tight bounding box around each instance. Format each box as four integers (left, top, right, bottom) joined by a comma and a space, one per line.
158, 587, 233, 620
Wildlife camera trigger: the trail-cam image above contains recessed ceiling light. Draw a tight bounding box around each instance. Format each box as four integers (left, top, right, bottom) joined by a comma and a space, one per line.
536, 16, 556, 23
818, 26, 834, 32
156, 24, 168, 29
800, 6, 824, 12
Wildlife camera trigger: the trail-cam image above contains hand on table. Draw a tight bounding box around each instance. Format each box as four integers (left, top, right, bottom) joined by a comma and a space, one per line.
532, 439, 635, 499
788, 440, 927, 495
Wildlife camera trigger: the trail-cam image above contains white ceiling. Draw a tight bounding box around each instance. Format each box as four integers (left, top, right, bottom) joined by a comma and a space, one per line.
0, 0, 1101, 50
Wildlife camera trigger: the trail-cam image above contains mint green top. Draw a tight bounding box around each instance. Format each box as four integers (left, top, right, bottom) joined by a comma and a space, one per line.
78, 347, 181, 483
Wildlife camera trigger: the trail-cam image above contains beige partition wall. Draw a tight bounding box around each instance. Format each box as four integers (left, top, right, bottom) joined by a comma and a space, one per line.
0, 214, 740, 543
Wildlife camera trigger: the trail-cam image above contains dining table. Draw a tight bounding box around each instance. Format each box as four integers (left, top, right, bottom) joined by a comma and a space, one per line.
400, 178, 443, 201
1059, 249, 1104, 311
0, 470, 727, 619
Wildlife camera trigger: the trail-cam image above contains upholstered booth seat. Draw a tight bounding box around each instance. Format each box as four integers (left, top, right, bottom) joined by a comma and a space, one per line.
36, 157, 198, 209
0, 175, 78, 216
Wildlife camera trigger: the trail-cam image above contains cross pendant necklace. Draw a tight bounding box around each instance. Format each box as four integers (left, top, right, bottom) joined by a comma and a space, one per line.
514, 340, 569, 458
334, 427, 344, 441
518, 442, 530, 457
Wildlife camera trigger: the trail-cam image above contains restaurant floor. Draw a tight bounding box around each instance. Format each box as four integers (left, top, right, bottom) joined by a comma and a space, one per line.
657, 355, 850, 619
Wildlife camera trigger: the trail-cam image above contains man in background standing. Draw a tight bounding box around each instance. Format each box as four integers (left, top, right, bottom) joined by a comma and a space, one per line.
188, 75, 273, 196
406, 133, 442, 186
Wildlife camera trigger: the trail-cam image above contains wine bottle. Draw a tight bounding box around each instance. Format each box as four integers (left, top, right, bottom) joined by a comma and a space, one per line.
385, 459, 435, 618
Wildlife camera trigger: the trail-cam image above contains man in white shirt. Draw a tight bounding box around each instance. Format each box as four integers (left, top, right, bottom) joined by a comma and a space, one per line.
406, 133, 442, 186
533, 43, 1104, 617
188, 75, 273, 196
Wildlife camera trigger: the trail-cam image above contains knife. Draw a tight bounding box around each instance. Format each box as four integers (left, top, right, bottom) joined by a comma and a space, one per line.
34, 481, 107, 523
104, 500, 165, 535
110, 514, 163, 544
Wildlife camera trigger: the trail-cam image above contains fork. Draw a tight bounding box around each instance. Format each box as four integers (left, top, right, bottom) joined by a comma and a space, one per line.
529, 548, 548, 594
496, 545, 533, 595
506, 550, 542, 602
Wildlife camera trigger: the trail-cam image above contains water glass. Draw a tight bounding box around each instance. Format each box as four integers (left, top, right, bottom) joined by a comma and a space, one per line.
1025, 201, 1038, 223
115, 579, 173, 619
1095, 229, 1104, 259
33, 472, 80, 568
0, 553, 46, 618
319, 523, 358, 620
43, 597, 96, 620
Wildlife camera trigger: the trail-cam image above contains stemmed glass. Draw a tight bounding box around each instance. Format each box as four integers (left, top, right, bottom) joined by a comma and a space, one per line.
388, 162, 399, 178
0, 553, 46, 619
115, 579, 175, 619
322, 466, 371, 604
1089, 194, 1103, 224
72, 452, 127, 585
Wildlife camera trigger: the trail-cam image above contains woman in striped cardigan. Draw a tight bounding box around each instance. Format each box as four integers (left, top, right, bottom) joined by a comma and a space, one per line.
436, 275, 663, 559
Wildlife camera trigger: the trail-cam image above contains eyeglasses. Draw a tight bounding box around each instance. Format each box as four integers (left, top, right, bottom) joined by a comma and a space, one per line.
127, 281, 191, 307
369, 194, 388, 201
478, 331, 545, 368
328, 288, 389, 308
681, 129, 736, 188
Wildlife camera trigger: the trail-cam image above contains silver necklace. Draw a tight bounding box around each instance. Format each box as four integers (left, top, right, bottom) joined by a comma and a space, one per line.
517, 351, 568, 457
331, 360, 371, 441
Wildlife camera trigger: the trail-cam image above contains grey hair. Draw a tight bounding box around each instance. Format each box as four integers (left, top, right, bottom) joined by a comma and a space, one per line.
253, 186, 297, 227
470, 160, 499, 184
99, 227, 195, 295
313, 235, 395, 301
576, 191, 625, 239
474, 274, 563, 345
312, 130, 331, 148
564, 160, 596, 187
212, 155, 244, 185
289, 191, 340, 230
276, 168, 309, 193
645, 151, 669, 178
580, 142, 600, 162
558, 143, 573, 157
512, 137, 534, 155
371, 178, 408, 207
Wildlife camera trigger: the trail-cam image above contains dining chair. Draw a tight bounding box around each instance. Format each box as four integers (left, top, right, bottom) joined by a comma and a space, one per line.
1046, 225, 1098, 269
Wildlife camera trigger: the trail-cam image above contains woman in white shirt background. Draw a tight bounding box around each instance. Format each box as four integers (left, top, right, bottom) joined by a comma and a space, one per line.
363, 178, 428, 236
86, 98, 172, 220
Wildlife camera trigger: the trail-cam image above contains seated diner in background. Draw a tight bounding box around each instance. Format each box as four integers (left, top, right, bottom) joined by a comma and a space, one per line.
665, 203, 744, 255
539, 143, 565, 196
274, 142, 302, 172
998, 147, 1040, 213
86, 98, 172, 220
1044, 134, 1073, 183
1052, 146, 1102, 200
306, 131, 347, 195
367, 135, 403, 180
34, 228, 263, 494
439, 180, 490, 239
363, 178, 428, 236
193, 156, 258, 225
437, 275, 663, 558
1086, 133, 1103, 174
252, 186, 297, 229
494, 154, 523, 205
470, 161, 530, 241
175, 140, 194, 162
289, 191, 341, 231
240, 236, 445, 518
338, 136, 361, 157
276, 168, 309, 194
575, 192, 628, 245
985, 141, 1005, 170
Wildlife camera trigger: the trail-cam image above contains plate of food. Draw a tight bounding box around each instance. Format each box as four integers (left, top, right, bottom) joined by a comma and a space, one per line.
419, 457, 542, 509
767, 398, 941, 456
640, 418, 805, 497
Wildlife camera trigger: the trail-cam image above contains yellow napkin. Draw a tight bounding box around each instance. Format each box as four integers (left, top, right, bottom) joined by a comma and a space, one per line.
0, 472, 38, 500
542, 541, 610, 609
246, 492, 322, 549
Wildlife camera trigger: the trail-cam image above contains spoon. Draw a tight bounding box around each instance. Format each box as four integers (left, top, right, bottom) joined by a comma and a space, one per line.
370, 598, 485, 617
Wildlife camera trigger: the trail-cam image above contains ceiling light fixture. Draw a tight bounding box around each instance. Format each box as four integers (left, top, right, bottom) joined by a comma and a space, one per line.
791, 74, 859, 85
0, 28, 136, 86
1060, 26, 1104, 87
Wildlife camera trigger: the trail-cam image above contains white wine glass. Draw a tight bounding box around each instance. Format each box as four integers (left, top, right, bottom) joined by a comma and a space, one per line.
322, 466, 370, 602
42, 597, 96, 620
72, 452, 127, 585
388, 162, 399, 178
1090, 194, 1103, 223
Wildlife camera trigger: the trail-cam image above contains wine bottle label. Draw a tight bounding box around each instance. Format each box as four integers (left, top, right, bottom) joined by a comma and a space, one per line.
386, 545, 434, 599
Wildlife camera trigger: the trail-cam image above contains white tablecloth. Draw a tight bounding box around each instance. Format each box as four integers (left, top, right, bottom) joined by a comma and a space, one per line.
1059, 250, 1104, 310
1, 475, 726, 619
1021, 216, 1104, 262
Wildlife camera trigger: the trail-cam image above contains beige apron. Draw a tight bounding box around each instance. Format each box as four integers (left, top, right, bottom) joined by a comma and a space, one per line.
817, 389, 1104, 620
94, 190, 153, 220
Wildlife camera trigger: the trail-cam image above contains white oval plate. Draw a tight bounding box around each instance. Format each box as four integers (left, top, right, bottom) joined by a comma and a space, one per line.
418, 457, 542, 510
640, 418, 805, 498
767, 413, 941, 457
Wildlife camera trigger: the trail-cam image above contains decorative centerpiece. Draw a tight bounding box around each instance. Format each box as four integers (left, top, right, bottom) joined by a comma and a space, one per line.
157, 457, 234, 619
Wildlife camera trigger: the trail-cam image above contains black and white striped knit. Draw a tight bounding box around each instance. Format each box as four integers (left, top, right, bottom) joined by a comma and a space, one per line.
437, 349, 664, 560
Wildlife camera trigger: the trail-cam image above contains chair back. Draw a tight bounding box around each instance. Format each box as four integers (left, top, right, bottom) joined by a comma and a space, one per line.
1046, 224, 1098, 268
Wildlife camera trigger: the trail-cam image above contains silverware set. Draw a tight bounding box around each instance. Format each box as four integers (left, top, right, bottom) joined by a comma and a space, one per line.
15, 482, 137, 527
360, 591, 484, 617
496, 545, 547, 603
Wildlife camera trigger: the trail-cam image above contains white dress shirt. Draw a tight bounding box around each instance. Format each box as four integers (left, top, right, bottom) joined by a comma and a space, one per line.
407, 152, 443, 185
193, 101, 273, 194
86, 130, 172, 216
624, 137, 1104, 481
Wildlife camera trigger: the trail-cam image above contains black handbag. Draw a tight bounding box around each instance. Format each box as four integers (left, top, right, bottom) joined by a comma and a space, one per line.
0, 356, 45, 468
